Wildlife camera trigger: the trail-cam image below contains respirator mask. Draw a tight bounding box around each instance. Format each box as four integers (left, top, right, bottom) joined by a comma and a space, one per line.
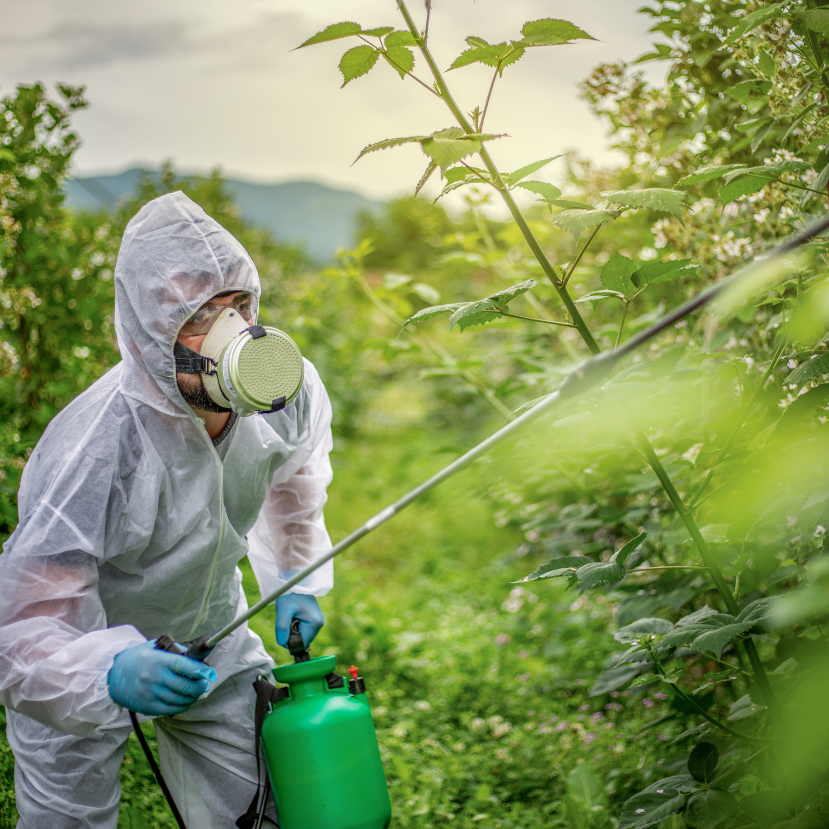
174, 294, 304, 415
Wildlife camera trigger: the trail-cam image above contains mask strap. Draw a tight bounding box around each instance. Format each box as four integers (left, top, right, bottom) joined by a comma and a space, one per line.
173, 341, 217, 376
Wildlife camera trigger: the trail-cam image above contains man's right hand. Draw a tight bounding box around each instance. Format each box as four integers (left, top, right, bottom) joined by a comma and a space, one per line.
108, 640, 218, 716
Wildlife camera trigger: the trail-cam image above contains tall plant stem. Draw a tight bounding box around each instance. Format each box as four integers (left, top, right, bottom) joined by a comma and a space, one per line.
397, 0, 601, 356
636, 425, 775, 707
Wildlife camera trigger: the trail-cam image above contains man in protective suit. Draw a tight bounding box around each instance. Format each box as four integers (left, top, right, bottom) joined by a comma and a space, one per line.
0, 191, 334, 827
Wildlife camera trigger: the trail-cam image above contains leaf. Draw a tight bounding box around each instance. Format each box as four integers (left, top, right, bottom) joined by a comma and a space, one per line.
549, 198, 596, 209
361, 27, 394, 37
385, 30, 418, 47
575, 289, 625, 305
728, 693, 765, 721
445, 165, 488, 184
688, 741, 718, 784
778, 383, 829, 429
615, 532, 648, 566
421, 128, 505, 173
675, 164, 747, 186
634, 259, 696, 288
629, 666, 683, 687
354, 134, 427, 163
785, 352, 829, 390
384, 45, 414, 77
118, 808, 148, 829
339, 45, 381, 86
0, 148, 17, 162
298, 22, 363, 48
566, 762, 606, 809
448, 278, 538, 331
516, 180, 562, 201
552, 208, 614, 241
414, 162, 437, 195
576, 560, 626, 592
520, 18, 596, 46
449, 41, 526, 74
503, 156, 561, 184
768, 564, 806, 585
601, 252, 638, 297
793, 9, 829, 37
402, 303, 464, 328
684, 789, 738, 829
723, 4, 784, 46
519, 555, 587, 582
590, 663, 644, 696
618, 789, 685, 829
719, 175, 767, 203
736, 597, 779, 628
614, 618, 675, 645
603, 189, 685, 222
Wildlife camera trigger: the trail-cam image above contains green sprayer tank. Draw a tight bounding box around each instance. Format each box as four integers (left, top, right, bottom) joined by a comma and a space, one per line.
261, 654, 392, 829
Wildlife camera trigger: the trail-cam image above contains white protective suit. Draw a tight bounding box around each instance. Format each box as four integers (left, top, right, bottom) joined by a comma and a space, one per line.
0, 191, 334, 828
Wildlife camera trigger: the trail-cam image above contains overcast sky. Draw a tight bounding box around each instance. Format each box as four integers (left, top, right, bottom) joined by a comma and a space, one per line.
1, 0, 662, 200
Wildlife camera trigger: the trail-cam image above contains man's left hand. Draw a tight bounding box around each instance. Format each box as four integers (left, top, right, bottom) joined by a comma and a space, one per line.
274, 593, 324, 650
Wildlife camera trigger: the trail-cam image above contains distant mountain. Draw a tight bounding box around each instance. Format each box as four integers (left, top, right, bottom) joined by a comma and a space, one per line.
64, 169, 384, 262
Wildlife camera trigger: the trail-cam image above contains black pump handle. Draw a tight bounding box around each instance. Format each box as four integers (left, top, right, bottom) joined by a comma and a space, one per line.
287, 619, 310, 663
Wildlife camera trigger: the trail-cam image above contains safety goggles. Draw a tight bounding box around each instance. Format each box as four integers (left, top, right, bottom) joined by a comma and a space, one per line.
180, 292, 257, 338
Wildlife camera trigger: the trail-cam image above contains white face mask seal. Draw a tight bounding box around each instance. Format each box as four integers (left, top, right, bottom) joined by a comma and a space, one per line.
175, 307, 304, 415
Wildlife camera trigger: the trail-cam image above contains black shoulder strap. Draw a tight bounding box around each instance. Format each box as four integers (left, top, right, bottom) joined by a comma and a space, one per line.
236, 679, 288, 829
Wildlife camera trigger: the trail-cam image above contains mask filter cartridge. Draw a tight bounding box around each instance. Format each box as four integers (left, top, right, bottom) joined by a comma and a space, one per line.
177, 307, 304, 415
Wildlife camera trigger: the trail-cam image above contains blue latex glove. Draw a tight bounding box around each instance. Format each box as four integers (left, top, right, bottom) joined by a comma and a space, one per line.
275, 593, 324, 650
108, 640, 218, 716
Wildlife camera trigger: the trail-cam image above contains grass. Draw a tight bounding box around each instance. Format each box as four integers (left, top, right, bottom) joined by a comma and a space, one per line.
0, 424, 679, 828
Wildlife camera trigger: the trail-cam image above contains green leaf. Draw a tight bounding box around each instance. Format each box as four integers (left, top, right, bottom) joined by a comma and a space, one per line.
385, 30, 418, 47
629, 666, 683, 688
515, 181, 562, 201
601, 252, 638, 297
634, 259, 696, 289
575, 289, 625, 305
448, 278, 538, 331
402, 303, 464, 328
786, 352, 829, 390
590, 664, 644, 695
118, 808, 148, 829
421, 128, 505, 173
614, 532, 647, 566
728, 693, 765, 721
676, 164, 747, 186
361, 27, 394, 37
520, 18, 596, 46
298, 22, 363, 48
794, 9, 829, 37
549, 198, 595, 210
412, 283, 440, 304
719, 175, 768, 203
518, 555, 587, 582
684, 789, 738, 829
444, 165, 489, 184
778, 383, 829, 429
0, 148, 17, 162
414, 162, 438, 195
449, 40, 526, 74
618, 789, 685, 829
552, 208, 614, 241
384, 45, 414, 77
688, 741, 718, 784
757, 48, 776, 78
339, 45, 381, 87
603, 189, 685, 222
503, 156, 561, 184
355, 134, 427, 163
576, 560, 626, 592
566, 762, 607, 809
614, 618, 675, 645
768, 564, 806, 585
723, 4, 784, 46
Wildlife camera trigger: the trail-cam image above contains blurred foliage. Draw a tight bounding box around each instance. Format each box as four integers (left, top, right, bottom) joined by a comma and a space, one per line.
7, 0, 829, 826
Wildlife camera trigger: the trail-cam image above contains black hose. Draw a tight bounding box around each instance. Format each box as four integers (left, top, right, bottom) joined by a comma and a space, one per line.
129, 711, 188, 829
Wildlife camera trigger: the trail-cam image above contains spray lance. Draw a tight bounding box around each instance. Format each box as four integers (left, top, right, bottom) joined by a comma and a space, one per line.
136, 215, 829, 829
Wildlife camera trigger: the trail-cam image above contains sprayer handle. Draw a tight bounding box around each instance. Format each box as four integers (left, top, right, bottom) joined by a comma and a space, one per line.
287, 619, 311, 663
